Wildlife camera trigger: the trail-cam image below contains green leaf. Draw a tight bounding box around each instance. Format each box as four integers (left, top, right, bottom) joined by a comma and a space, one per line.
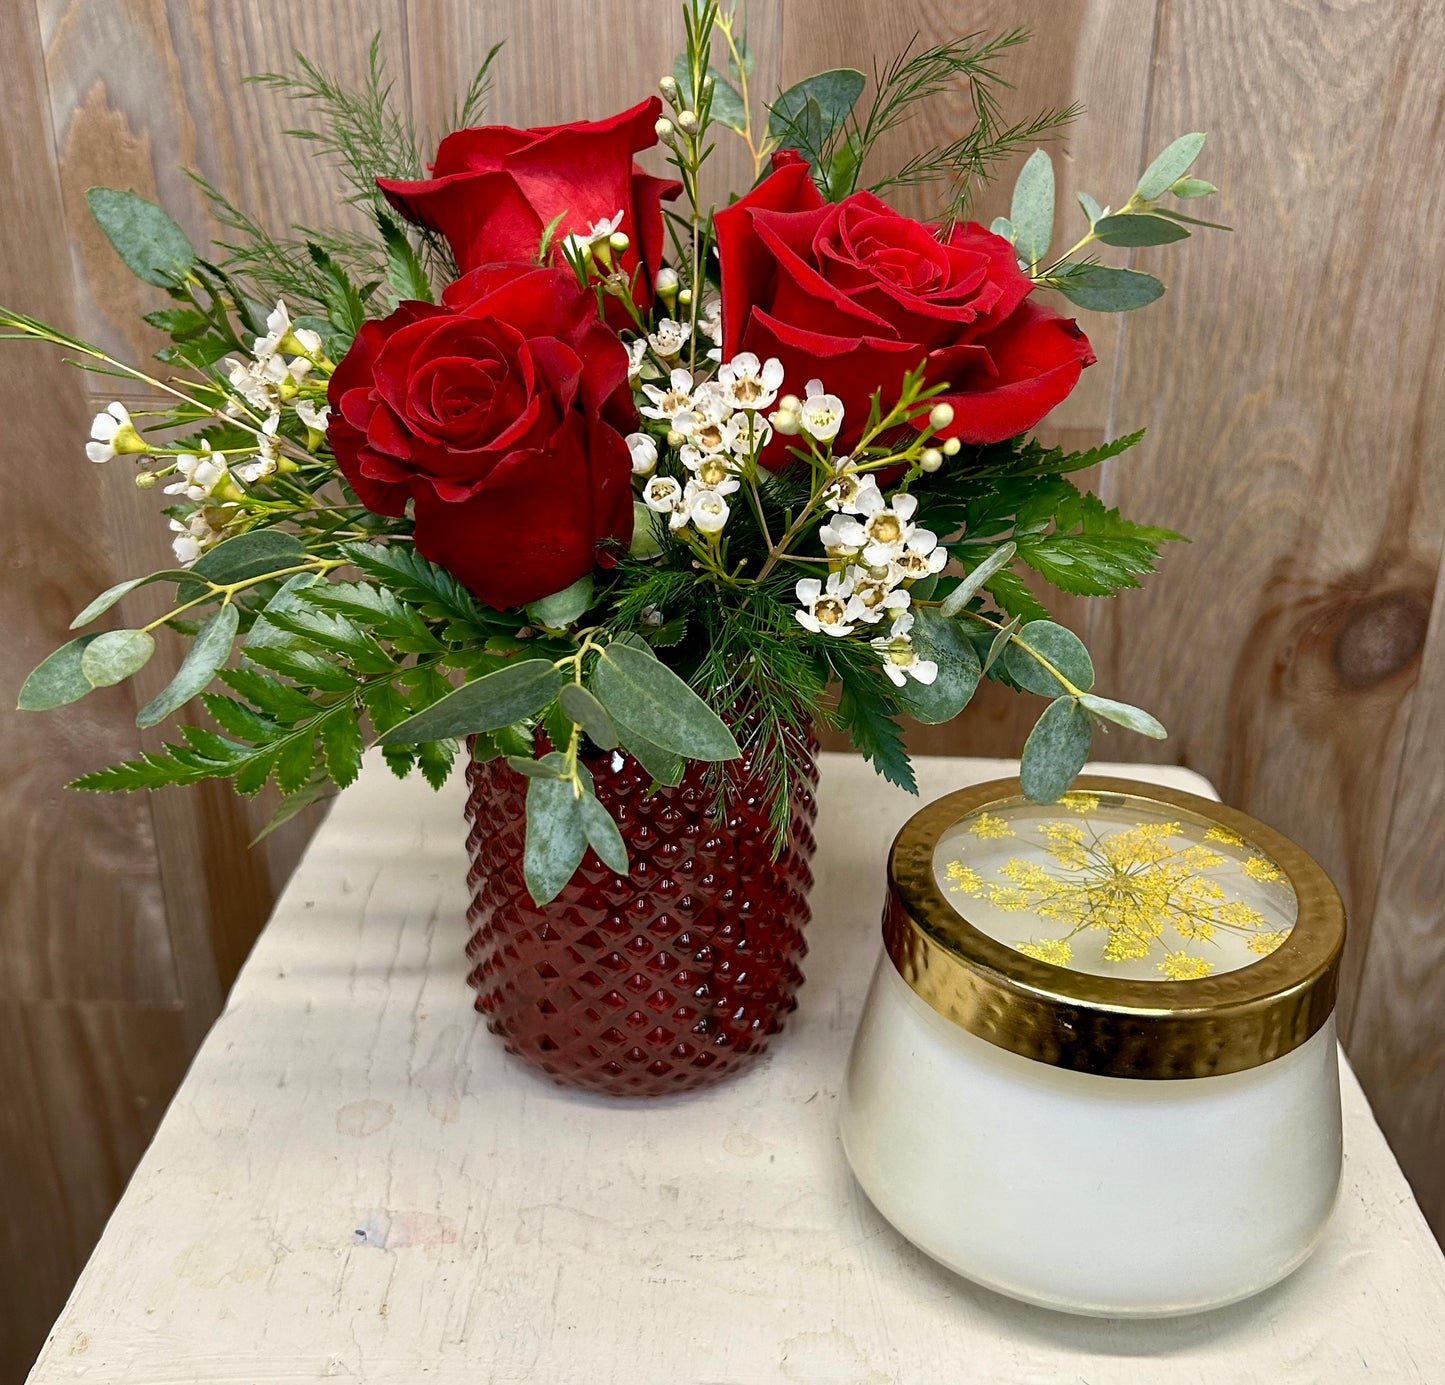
1077, 191, 1104, 225
274, 732, 317, 795
1093, 212, 1190, 247
85, 187, 196, 288
558, 683, 618, 750
1136, 132, 1206, 201
768, 69, 865, 161
939, 542, 1017, 617
893, 610, 981, 725
1003, 620, 1095, 697
17, 636, 101, 711
672, 55, 747, 132
1150, 206, 1232, 231
378, 659, 561, 744
137, 604, 240, 728
377, 212, 434, 303
524, 757, 588, 904
307, 241, 369, 336
319, 710, 365, 787
80, 629, 156, 688
592, 642, 739, 761
246, 572, 327, 649
989, 215, 1014, 241
252, 773, 335, 843
1020, 696, 1093, 802
1054, 263, 1164, 313
982, 616, 1020, 675
579, 792, 629, 874
1079, 693, 1167, 740
614, 723, 685, 786
1170, 176, 1217, 199
526, 575, 593, 629
1010, 148, 1055, 267
506, 755, 568, 779
836, 678, 915, 794
824, 130, 862, 200
979, 566, 1051, 624
71, 570, 191, 630
1015, 491, 1182, 598
186, 529, 307, 590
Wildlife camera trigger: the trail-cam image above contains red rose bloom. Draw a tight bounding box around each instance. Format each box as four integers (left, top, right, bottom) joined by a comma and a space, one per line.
378, 98, 681, 324
713, 152, 1095, 461
326, 264, 635, 609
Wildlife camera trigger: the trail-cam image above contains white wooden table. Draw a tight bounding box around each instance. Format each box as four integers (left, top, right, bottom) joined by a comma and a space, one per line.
27, 754, 1445, 1384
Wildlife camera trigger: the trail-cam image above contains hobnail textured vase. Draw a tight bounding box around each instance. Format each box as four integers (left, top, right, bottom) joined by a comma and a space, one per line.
463, 721, 819, 1096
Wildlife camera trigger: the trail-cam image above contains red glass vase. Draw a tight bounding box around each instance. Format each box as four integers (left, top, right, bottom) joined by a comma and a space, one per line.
463, 721, 819, 1096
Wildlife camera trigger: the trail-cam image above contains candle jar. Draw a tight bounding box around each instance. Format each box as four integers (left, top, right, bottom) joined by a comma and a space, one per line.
840, 776, 1346, 1318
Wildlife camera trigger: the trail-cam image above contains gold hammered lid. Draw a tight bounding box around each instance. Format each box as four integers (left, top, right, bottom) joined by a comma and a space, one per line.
884, 777, 1345, 1079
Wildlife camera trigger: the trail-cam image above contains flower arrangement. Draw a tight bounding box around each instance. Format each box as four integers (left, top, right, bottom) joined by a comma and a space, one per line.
7, 7, 1225, 907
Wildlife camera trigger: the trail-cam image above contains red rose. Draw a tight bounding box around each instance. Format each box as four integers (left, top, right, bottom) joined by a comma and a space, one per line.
327, 264, 635, 609
713, 152, 1095, 461
378, 98, 681, 324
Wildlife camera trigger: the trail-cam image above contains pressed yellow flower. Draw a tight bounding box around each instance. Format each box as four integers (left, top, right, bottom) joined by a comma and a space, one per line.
1018, 938, 1073, 967
947, 811, 1295, 977
943, 860, 983, 893
1247, 930, 1290, 955
1204, 825, 1245, 847
968, 811, 1014, 840
1058, 792, 1100, 814
1243, 856, 1284, 884
1160, 951, 1213, 980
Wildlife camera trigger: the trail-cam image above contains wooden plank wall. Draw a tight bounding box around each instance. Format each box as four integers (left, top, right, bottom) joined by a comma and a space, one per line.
1, 0, 1440, 1375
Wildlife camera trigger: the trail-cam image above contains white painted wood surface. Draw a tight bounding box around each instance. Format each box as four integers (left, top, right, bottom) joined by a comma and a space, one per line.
26, 754, 1445, 1384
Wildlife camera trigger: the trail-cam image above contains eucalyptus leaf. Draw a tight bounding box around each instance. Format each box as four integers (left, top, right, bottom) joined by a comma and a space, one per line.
80, 629, 156, 688
524, 757, 588, 905
1003, 620, 1095, 697
17, 636, 101, 711
136, 603, 240, 728
1093, 212, 1190, 247
629, 502, 665, 559
672, 55, 747, 131
1010, 148, 1055, 268
180, 529, 308, 605
1020, 696, 1093, 802
1077, 191, 1104, 225
579, 792, 629, 874
1170, 176, 1217, 199
558, 683, 619, 750
86, 187, 196, 288
378, 659, 562, 744
982, 616, 1020, 674
506, 755, 568, 779
1055, 264, 1164, 313
1079, 693, 1168, 739
526, 575, 593, 629
615, 722, 685, 786
768, 69, 865, 155
1135, 132, 1206, 201
989, 215, 1014, 242
71, 571, 191, 630
939, 542, 1018, 618
593, 641, 739, 760
893, 610, 981, 725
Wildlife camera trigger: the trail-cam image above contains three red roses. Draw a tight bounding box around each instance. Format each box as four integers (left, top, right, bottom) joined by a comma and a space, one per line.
327, 99, 1094, 608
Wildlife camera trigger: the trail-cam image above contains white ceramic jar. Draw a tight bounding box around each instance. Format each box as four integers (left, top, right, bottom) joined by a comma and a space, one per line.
840, 776, 1346, 1318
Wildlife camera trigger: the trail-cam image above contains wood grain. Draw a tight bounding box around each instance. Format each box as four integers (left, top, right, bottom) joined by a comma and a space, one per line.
1087, 0, 1445, 1039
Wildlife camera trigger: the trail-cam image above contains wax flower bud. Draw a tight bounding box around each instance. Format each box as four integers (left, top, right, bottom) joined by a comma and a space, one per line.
919, 447, 944, 473
659, 75, 678, 103
929, 402, 956, 430
655, 267, 680, 302
655, 117, 676, 143
942, 437, 962, 456
609, 231, 630, 252
677, 109, 700, 135
134, 470, 158, 489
